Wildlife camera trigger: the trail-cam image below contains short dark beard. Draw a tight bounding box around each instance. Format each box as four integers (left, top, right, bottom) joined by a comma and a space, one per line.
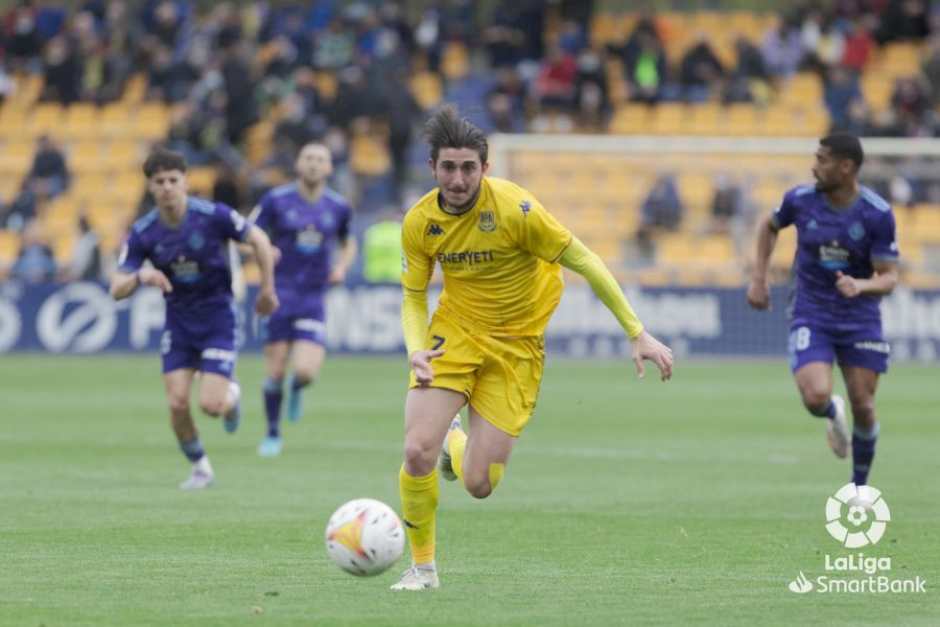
439, 185, 481, 215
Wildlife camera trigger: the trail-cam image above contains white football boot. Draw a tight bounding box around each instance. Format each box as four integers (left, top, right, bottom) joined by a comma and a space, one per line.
179, 457, 214, 490
826, 395, 850, 459
390, 565, 440, 591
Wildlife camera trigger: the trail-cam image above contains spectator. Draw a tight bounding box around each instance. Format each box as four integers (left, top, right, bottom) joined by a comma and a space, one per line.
58, 216, 102, 282
362, 208, 403, 283
628, 31, 667, 103
535, 45, 578, 111
823, 66, 862, 130
708, 174, 743, 234
41, 35, 82, 104
10, 219, 56, 283
724, 37, 769, 103
636, 173, 684, 259
762, 19, 804, 78
25, 135, 70, 199
678, 33, 725, 102
842, 19, 875, 72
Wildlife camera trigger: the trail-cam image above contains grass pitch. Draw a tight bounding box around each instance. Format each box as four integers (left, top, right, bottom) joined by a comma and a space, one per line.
1, 355, 937, 626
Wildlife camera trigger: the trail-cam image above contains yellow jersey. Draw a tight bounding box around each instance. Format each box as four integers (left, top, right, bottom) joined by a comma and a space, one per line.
401, 177, 572, 336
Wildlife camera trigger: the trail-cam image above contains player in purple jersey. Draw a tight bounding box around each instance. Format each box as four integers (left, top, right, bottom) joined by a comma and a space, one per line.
748, 134, 899, 486
250, 142, 357, 457
110, 148, 279, 490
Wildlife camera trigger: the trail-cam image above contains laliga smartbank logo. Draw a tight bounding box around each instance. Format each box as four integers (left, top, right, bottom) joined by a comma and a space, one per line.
787, 483, 927, 595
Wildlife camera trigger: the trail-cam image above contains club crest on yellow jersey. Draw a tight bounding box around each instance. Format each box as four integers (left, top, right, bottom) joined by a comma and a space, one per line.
478, 210, 496, 232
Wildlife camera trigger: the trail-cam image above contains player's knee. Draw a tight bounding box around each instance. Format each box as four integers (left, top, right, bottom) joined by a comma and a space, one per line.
292, 370, 315, 387
403, 438, 437, 475
464, 476, 493, 499
167, 394, 189, 415
851, 399, 876, 424
268, 365, 287, 381
199, 398, 226, 417
801, 388, 830, 413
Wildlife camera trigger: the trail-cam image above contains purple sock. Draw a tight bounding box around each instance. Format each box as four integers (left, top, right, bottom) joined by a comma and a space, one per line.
264, 378, 283, 437
179, 437, 205, 463
852, 423, 879, 486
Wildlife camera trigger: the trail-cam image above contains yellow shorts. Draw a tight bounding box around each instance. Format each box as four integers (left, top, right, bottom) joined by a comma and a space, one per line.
408, 313, 545, 437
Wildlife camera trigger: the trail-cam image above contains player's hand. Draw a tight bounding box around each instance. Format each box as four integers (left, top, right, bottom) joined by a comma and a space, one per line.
631, 330, 673, 381
138, 267, 172, 293
746, 278, 770, 310
255, 287, 279, 315
328, 266, 347, 285
410, 349, 444, 386
835, 271, 860, 298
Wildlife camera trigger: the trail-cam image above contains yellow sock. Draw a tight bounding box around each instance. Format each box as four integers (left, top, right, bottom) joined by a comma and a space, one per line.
398, 465, 439, 565
447, 426, 468, 482
488, 462, 505, 491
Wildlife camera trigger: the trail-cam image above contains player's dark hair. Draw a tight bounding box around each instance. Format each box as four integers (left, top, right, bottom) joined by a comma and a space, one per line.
820, 134, 864, 170
142, 147, 188, 177
424, 105, 488, 164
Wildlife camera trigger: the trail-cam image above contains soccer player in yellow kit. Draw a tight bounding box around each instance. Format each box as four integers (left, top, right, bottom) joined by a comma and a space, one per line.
392, 107, 674, 590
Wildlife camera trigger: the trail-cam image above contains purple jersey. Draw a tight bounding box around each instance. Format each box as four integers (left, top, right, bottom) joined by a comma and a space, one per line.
773, 184, 899, 327
118, 196, 249, 324
252, 183, 352, 301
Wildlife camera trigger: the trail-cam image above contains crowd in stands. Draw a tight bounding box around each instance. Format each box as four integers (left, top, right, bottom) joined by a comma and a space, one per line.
1, 1, 940, 283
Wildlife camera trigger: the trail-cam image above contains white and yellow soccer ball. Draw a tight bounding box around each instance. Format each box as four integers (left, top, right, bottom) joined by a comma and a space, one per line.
325, 498, 405, 576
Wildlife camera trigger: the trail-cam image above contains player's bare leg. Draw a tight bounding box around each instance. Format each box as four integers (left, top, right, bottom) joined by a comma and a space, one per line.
164, 369, 213, 490
286, 340, 326, 423
840, 365, 880, 485
260, 341, 290, 456
794, 362, 848, 458
199, 372, 240, 433
458, 406, 515, 499
392, 387, 465, 591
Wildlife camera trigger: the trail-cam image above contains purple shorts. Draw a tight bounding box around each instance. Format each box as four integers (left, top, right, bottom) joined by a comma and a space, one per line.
788, 319, 889, 374
260, 299, 326, 345
161, 306, 237, 378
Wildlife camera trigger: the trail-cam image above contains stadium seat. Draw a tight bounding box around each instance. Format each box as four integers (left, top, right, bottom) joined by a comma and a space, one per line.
441, 42, 470, 81
0, 140, 33, 179
186, 166, 217, 195
0, 106, 29, 139
350, 133, 391, 176
0, 229, 20, 265
650, 103, 685, 135
101, 141, 141, 172
687, 103, 722, 136
121, 73, 147, 104
99, 104, 133, 139
68, 141, 105, 174
63, 104, 100, 141
134, 103, 170, 140
724, 104, 759, 136
410, 71, 443, 110
26, 103, 65, 138
609, 104, 651, 134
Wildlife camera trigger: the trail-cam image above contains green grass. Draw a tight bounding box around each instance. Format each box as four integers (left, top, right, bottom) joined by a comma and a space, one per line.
1, 355, 937, 626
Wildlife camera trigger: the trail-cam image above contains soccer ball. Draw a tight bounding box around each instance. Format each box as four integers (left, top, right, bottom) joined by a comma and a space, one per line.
325, 498, 405, 576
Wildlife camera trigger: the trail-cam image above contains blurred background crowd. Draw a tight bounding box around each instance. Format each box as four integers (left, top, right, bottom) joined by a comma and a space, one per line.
1, 0, 939, 287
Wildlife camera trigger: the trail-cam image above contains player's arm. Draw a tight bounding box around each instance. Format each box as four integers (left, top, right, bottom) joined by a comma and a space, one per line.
836, 259, 899, 298
109, 232, 171, 300
747, 214, 779, 310
242, 202, 281, 263
400, 213, 438, 385
245, 224, 279, 315
558, 236, 673, 381
109, 267, 172, 300
329, 209, 358, 284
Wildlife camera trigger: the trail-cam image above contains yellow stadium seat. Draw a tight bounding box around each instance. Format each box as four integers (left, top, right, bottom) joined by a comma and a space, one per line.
186, 166, 217, 195
0, 140, 33, 178
410, 71, 443, 110
350, 134, 390, 176
907, 205, 940, 242
770, 226, 797, 270
68, 141, 106, 174
101, 141, 141, 171
442, 42, 470, 81
687, 102, 722, 135
861, 74, 892, 113
0, 229, 20, 264
657, 233, 734, 266
609, 103, 651, 134
0, 106, 29, 139
134, 103, 170, 140
649, 103, 685, 135
100, 104, 133, 138
63, 103, 100, 140
724, 104, 758, 135
121, 73, 147, 104
26, 103, 65, 138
